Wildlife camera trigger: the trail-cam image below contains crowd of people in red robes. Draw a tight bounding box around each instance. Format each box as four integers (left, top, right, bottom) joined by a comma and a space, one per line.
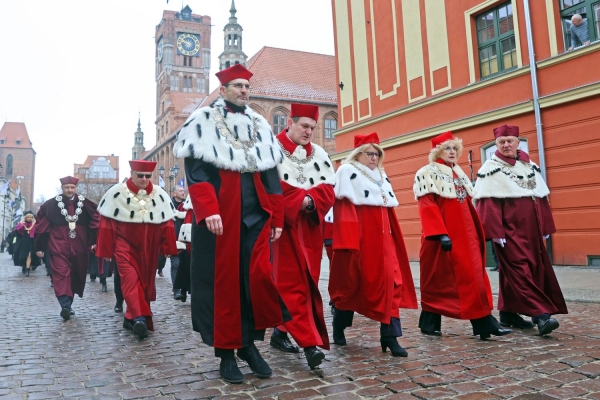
8, 63, 566, 386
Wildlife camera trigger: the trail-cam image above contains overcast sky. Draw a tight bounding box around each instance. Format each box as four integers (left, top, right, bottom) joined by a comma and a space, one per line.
0, 0, 335, 201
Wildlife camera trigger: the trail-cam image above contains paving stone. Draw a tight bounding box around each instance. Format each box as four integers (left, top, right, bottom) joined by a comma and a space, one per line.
541, 386, 589, 399
454, 393, 501, 400
278, 388, 323, 399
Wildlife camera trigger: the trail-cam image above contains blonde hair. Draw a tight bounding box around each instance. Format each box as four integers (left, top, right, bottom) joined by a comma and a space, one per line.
342, 143, 385, 169
428, 138, 463, 163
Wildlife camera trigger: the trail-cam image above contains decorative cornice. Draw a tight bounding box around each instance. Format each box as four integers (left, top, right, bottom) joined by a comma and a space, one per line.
538, 81, 600, 108
334, 67, 531, 137
537, 41, 600, 69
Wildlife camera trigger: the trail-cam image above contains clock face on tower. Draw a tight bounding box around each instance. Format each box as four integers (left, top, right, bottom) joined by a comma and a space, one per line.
157, 37, 164, 61
177, 33, 200, 56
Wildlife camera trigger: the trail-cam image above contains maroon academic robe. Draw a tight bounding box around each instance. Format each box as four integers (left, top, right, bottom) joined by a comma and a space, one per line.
35, 195, 99, 299
96, 179, 178, 331
272, 131, 336, 349
330, 162, 417, 324
414, 162, 493, 320
475, 151, 567, 317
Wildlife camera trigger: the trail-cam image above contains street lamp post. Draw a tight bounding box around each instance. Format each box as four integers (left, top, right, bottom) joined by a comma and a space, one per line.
158, 165, 180, 195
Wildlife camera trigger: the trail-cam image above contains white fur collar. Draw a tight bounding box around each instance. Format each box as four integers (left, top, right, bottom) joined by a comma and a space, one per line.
335, 162, 399, 207
98, 183, 175, 224
473, 155, 550, 199
277, 140, 335, 189
413, 163, 474, 200
173, 98, 284, 172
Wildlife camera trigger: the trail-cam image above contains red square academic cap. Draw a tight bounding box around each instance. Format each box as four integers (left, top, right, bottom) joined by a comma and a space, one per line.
290, 103, 319, 122
129, 160, 157, 173
354, 132, 380, 148
59, 176, 79, 185
431, 131, 455, 148
493, 124, 519, 139
215, 64, 253, 85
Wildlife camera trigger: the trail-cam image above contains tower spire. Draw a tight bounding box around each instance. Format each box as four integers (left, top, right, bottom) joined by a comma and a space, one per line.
137, 112, 141, 131
230, 0, 237, 20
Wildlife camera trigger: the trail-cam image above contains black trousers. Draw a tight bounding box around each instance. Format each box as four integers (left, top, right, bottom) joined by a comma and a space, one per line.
419, 310, 501, 335
332, 305, 402, 337
114, 262, 124, 304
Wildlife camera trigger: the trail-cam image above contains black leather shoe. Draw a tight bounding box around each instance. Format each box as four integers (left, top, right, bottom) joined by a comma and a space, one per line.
25, 269, 30, 277
500, 313, 535, 329
219, 357, 244, 384
304, 346, 325, 368
133, 321, 148, 339
181, 292, 187, 302
114, 302, 123, 313
69, 309, 75, 315
380, 337, 408, 357
421, 329, 442, 336
123, 318, 134, 331
332, 326, 347, 346
537, 317, 559, 336
490, 266, 498, 271
60, 308, 70, 321
101, 283, 107, 292
237, 345, 272, 378
479, 328, 513, 340
174, 289, 182, 300
270, 333, 299, 353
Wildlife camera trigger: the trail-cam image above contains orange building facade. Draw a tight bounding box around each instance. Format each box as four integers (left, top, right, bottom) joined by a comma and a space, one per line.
331, 0, 600, 266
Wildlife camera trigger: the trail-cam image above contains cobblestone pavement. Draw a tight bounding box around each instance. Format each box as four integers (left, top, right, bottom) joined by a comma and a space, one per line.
2, 253, 600, 399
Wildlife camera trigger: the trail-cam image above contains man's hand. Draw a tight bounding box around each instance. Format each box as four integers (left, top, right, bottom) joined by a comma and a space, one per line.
205, 214, 223, 235
439, 235, 452, 252
492, 238, 506, 248
271, 227, 282, 242
36, 251, 44, 258
568, 46, 573, 51
104, 257, 112, 262
585, 41, 590, 45
90, 244, 96, 251
301, 196, 310, 210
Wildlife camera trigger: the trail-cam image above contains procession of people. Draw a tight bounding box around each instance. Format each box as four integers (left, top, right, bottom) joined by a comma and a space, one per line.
10, 64, 566, 385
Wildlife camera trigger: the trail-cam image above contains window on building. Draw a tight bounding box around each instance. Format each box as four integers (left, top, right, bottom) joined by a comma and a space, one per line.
324, 118, 337, 139
559, 0, 599, 50
476, 2, 517, 79
166, 121, 169, 135
6, 154, 13, 176
0, 140, 5, 144
16, 140, 21, 145
272, 113, 287, 134
226, 61, 231, 68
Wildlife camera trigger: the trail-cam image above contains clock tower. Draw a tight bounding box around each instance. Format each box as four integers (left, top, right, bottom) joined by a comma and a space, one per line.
154, 5, 212, 147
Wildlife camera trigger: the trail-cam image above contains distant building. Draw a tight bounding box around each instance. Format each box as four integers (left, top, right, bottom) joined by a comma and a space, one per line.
74, 155, 119, 204
218, 0, 247, 70
132, 114, 146, 160
0, 122, 37, 211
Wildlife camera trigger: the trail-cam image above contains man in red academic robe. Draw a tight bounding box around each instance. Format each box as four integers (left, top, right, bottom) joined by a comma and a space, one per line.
474, 124, 567, 336
173, 64, 288, 384
96, 160, 178, 339
271, 103, 336, 369
35, 176, 99, 320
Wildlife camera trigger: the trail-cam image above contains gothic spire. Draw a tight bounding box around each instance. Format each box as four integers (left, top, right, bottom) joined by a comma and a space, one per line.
137, 112, 141, 131
229, 0, 238, 23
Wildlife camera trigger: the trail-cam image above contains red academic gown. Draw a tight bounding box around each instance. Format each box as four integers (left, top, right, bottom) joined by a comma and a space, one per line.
330, 199, 418, 323
272, 131, 336, 349
35, 195, 99, 299
477, 195, 567, 317
96, 180, 178, 331
417, 167, 494, 320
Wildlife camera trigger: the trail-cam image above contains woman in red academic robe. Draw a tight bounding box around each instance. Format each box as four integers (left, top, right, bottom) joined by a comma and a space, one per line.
413, 131, 512, 340
329, 132, 417, 357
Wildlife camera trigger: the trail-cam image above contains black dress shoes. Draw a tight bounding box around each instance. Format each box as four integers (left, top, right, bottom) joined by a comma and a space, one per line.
219, 357, 244, 384
101, 283, 107, 292
420, 329, 442, 336
174, 289, 182, 300
60, 308, 70, 321
237, 345, 272, 378
304, 346, 325, 368
332, 326, 347, 345
537, 317, 559, 335
133, 321, 148, 339
114, 302, 123, 313
500, 313, 535, 329
123, 318, 134, 331
69, 309, 75, 315
270, 333, 299, 353
479, 328, 513, 340
380, 337, 408, 357
181, 292, 187, 302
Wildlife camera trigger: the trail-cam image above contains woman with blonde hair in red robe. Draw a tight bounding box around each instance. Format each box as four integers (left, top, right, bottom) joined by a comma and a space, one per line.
413, 131, 512, 339
329, 132, 417, 357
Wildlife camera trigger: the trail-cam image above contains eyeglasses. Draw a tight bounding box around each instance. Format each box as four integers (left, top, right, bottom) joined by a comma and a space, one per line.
362, 151, 381, 159
227, 83, 250, 90
135, 173, 152, 179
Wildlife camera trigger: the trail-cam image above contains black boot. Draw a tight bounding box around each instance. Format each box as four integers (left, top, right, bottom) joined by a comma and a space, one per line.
219, 357, 244, 384
60, 308, 70, 321
237, 345, 272, 378
270, 329, 299, 353
133, 320, 148, 339
25, 268, 30, 277
536, 315, 559, 336
304, 346, 325, 369
332, 325, 347, 345
380, 336, 408, 357
114, 301, 123, 312
174, 289, 182, 300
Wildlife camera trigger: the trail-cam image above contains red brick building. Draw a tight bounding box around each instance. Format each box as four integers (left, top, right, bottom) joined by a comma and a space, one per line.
0, 122, 36, 211
331, 0, 600, 266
